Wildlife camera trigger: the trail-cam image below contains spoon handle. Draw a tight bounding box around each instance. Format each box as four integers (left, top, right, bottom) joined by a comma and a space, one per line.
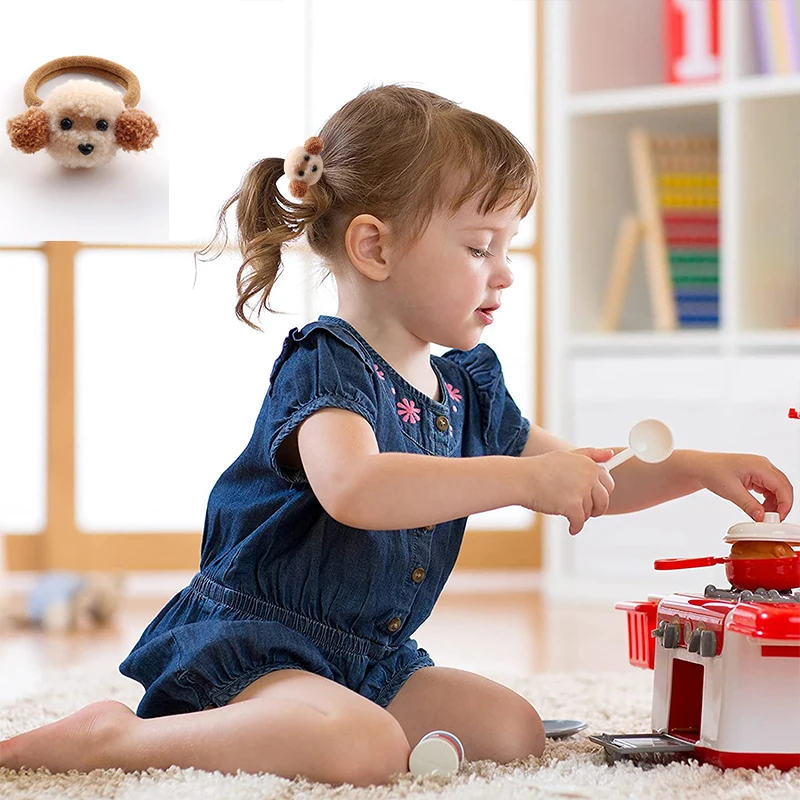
603, 448, 634, 471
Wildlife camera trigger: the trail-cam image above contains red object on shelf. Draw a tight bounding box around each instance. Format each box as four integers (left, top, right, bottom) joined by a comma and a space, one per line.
790, 408, 799, 419
665, 0, 720, 84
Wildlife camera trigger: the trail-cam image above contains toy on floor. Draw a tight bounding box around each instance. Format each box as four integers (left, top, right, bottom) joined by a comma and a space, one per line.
0, 571, 124, 633
597, 510, 800, 770
409, 730, 464, 777
543, 720, 587, 739
407, 718, 588, 777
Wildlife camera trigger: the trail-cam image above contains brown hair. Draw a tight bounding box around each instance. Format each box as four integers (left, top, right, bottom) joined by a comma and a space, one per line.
197, 83, 538, 331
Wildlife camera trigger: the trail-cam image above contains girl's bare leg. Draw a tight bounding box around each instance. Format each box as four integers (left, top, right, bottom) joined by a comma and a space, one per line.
0, 670, 412, 787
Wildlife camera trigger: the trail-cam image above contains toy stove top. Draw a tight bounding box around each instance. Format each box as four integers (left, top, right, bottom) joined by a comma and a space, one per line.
702, 584, 800, 603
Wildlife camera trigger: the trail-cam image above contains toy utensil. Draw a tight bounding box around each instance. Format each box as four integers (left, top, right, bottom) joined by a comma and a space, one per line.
603, 419, 674, 471
409, 730, 464, 777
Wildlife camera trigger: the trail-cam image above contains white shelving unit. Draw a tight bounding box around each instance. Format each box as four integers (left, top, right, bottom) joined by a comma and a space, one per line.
543, 0, 800, 604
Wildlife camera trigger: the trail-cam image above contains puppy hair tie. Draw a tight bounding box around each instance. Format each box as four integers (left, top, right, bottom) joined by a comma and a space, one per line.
6, 55, 159, 168
284, 136, 324, 198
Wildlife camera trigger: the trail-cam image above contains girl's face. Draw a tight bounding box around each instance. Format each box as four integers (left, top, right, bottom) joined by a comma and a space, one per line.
389, 196, 521, 351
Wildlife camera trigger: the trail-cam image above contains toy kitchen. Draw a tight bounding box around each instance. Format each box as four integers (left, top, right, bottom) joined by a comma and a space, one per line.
592, 409, 800, 770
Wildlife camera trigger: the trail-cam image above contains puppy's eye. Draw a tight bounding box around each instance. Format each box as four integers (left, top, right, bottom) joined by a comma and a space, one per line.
60, 118, 73, 130
96, 119, 109, 132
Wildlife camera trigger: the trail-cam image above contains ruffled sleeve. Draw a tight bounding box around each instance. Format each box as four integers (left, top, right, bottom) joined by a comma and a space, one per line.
263, 324, 379, 484
441, 343, 530, 457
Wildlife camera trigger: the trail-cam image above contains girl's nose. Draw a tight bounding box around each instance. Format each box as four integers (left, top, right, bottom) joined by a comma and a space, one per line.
493, 259, 514, 289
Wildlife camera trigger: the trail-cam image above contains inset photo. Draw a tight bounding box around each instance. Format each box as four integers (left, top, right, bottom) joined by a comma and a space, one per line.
0, 4, 170, 241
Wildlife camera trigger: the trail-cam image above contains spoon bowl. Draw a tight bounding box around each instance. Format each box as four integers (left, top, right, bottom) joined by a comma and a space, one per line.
604, 419, 674, 471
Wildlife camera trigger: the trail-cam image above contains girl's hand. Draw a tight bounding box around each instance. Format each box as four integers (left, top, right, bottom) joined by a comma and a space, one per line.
518, 448, 616, 535
694, 452, 794, 521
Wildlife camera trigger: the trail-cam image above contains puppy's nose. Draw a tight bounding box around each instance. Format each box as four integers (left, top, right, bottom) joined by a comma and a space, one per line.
78, 143, 94, 156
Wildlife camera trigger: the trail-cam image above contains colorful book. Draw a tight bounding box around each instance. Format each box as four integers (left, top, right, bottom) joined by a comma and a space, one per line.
768, 0, 791, 71
752, 0, 800, 73
752, 0, 776, 73
781, 0, 800, 70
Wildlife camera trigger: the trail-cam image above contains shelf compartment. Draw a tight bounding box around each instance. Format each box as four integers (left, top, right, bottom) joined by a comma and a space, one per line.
569, 104, 719, 334
570, 0, 667, 93
737, 94, 800, 332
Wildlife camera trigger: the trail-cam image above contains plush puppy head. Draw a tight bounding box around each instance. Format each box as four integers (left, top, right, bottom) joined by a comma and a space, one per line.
6, 78, 158, 168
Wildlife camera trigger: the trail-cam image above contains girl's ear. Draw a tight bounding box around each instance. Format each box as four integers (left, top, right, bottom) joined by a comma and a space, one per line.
115, 108, 159, 151
345, 214, 392, 281
6, 108, 50, 153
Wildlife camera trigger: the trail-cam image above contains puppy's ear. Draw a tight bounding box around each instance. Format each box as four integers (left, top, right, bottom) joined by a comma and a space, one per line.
6, 108, 50, 153
115, 108, 159, 152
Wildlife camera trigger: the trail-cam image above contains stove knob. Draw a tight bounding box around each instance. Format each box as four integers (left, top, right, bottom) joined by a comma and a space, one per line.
699, 630, 717, 658
687, 629, 703, 653
651, 620, 667, 639
663, 623, 680, 649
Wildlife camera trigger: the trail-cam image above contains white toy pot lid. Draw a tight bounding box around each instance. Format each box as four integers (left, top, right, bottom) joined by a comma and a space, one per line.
724, 512, 800, 544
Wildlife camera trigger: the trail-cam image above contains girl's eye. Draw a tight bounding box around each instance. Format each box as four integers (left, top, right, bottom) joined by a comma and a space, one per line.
469, 247, 490, 259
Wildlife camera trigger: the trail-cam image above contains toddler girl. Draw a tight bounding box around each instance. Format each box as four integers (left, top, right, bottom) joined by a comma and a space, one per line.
0, 84, 792, 788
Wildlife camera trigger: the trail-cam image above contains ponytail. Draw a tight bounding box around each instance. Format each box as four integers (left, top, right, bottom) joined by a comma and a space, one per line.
195, 157, 331, 331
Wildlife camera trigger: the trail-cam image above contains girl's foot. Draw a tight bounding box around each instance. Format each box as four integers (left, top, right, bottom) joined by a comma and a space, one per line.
0, 699, 136, 773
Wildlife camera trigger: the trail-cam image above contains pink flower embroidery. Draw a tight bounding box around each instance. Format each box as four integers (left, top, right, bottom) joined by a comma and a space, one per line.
449, 429, 453, 437
446, 383, 462, 403
397, 398, 421, 424
391, 387, 396, 395
373, 363, 385, 380
452, 405, 457, 412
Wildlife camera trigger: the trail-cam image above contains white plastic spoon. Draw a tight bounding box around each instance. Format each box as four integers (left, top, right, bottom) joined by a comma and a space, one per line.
603, 419, 674, 471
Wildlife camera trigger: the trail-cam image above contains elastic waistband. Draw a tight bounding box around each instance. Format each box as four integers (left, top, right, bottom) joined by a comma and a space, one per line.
189, 572, 392, 661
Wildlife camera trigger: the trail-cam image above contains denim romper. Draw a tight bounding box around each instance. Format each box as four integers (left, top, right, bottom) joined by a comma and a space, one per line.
120, 315, 530, 718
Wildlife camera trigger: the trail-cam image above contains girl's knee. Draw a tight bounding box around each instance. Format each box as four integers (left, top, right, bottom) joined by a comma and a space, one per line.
491, 701, 545, 763
326, 709, 411, 787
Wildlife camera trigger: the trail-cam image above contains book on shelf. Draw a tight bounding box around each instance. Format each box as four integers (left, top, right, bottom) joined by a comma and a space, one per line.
665, 0, 720, 84
752, 0, 800, 74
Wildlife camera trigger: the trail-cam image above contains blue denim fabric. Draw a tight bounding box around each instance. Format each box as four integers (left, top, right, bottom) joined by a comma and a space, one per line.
120, 315, 530, 718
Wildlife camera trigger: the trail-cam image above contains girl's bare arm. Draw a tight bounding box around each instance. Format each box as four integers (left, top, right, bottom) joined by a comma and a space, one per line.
296, 407, 522, 530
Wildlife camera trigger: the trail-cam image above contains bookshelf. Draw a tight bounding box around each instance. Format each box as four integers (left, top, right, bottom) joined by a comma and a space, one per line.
542, 0, 800, 603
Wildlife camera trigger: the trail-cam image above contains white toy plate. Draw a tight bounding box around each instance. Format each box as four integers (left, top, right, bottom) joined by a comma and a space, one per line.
543, 720, 587, 739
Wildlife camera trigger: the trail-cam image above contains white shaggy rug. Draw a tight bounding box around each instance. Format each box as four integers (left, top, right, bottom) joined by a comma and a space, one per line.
1, 665, 799, 799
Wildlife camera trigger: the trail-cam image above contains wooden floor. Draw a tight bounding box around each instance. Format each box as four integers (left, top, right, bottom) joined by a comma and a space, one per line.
0, 572, 631, 707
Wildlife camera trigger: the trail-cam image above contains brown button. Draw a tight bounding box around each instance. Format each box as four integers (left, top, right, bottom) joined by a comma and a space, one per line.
387, 617, 402, 632
435, 415, 449, 432
423, 524, 435, 532
411, 567, 425, 584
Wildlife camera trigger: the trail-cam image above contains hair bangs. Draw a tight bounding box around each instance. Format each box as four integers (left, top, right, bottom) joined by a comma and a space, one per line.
438, 116, 538, 221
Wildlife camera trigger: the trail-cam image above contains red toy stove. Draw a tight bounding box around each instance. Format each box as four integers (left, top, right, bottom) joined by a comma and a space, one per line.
596, 510, 800, 770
